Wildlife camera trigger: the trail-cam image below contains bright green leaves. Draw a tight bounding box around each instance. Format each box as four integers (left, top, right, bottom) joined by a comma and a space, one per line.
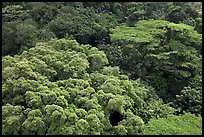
2, 39, 151, 135
14, 59, 39, 80
75, 119, 90, 135
107, 95, 132, 113
135, 98, 176, 123
86, 113, 103, 134
2, 77, 40, 105
99, 78, 121, 94
2, 2, 202, 135
111, 25, 151, 44
25, 91, 43, 109
2, 55, 19, 69
2, 104, 25, 135
64, 54, 89, 78
113, 125, 128, 135
25, 88, 70, 109
55, 96, 69, 108
167, 23, 202, 50
3, 38, 193, 135
44, 39, 109, 74
111, 20, 168, 44
75, 108, 88, 118
101, 66, 120, 76
118, 113, 144, 135
43, 105, 68, 135
2, 5, 28, 22
44, 104, 67, 124
22, 117, 46, 135
141, 113, 202, 135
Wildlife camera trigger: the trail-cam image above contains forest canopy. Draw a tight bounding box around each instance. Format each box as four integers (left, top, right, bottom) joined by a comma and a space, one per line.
2, 2, 202, 135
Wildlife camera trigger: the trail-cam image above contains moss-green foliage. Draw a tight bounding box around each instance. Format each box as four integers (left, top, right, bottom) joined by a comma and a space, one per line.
104, 20, 202, 108
2, 2, 202, 135
46, 2, 112, 45
2, 2, 201, 56
2, 39, 174, 135
2, 104, 26, 135
195, 18, 202, 34
126, 2, 201, 27
28, 2, 59, 27
2, 19, 39, 55
2, 4, 29, 22
141, 113, 202, 135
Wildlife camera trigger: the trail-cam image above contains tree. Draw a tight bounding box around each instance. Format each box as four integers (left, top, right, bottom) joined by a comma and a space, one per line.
118, 111, 145, 135
194, 18, 202, 34
2, 19, 38, 55
2, 104, 26, 135
166, 6, 187, 23
15, 20, 38, 51
2, 39, 174, 135
28, 2, 59, 27
103, 20, 202, 104
173, 86, 202, 114
3, 2, 202, 135
2, 4, 28, 22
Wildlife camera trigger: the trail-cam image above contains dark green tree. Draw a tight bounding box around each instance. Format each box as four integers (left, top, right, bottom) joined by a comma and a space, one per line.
102, 20, 202, 105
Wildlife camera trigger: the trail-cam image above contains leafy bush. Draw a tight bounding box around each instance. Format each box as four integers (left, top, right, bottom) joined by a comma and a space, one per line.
2, 19, 38, 55
47, 4, 110, 45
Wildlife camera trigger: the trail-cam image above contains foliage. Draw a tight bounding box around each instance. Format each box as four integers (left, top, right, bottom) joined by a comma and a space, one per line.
2, 19, 38, 55
141, 113, 202, 135
2, 2, 201, 56
2, 2, 202, 135
135, 98, 176, 123
173, 86, 202, 114
2, 39, 173, 135
2, 4, 29, 22
47, 3, 111, 45
103, 20, 202, 106
28, 2, 59, 27
125, 2, 201, 27
195, 18, 202, 34
2, 104, 26, 135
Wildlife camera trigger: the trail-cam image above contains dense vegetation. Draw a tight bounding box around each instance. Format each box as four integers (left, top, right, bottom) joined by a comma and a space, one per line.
2, 2, 202, 135
142, 112, 202, 135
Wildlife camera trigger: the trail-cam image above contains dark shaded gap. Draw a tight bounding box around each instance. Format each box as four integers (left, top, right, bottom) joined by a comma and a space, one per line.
50, 75, 59, 82
109, 110, 124, 126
